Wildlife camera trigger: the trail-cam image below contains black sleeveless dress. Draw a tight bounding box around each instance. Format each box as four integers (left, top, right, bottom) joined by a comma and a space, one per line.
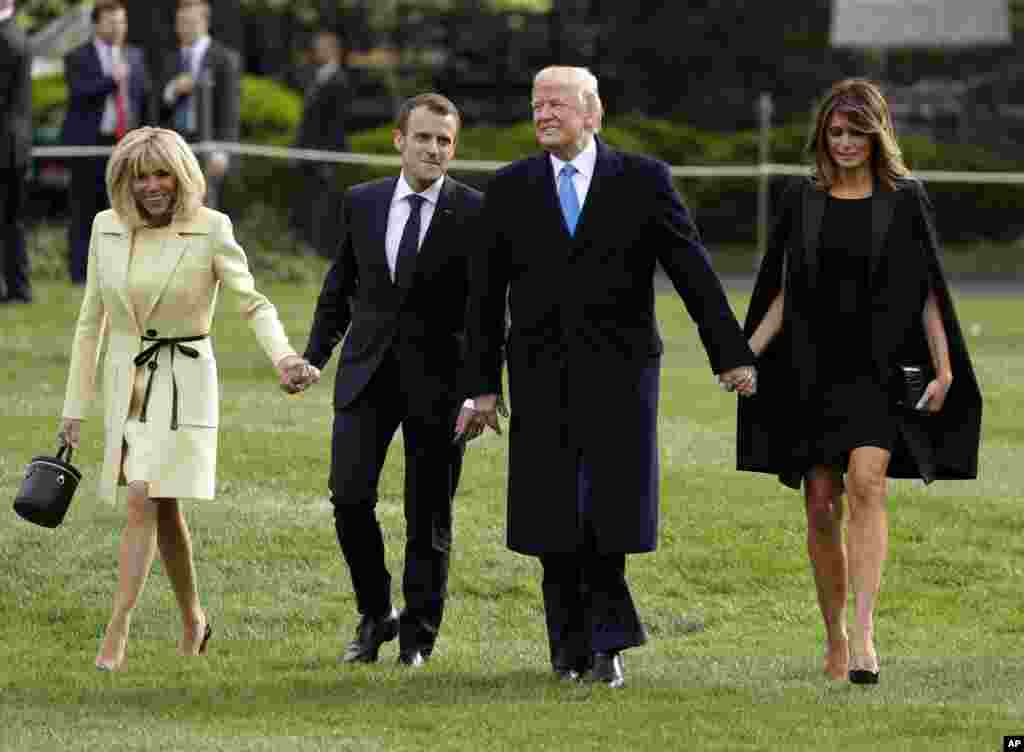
806, 195, 896, 469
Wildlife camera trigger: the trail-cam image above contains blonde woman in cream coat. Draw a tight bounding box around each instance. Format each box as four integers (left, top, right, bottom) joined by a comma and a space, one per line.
58, 127, 318, 671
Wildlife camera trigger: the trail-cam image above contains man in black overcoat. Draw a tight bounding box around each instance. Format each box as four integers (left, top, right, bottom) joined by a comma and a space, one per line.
460, 66, 756, 687
737, 177, 982, 489
160, 0, 240, 210
0, 0, 32, 303
302, 94, 483, 668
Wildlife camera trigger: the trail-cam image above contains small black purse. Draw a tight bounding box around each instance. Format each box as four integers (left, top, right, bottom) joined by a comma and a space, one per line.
13, 444, 82, 528
893, 363, 935, 410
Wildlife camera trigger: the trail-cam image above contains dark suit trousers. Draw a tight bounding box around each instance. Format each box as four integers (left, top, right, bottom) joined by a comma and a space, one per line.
329, 350, 464, 654
539, 451, 647, 672
67, 137, 115, 284
0, 165, 31, 299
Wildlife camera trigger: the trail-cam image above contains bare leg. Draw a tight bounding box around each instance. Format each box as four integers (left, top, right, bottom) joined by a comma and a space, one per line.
804, 465, 849, 679
96, 481, 158, 670
845, 446, 891, 674
155, 499, 207, 655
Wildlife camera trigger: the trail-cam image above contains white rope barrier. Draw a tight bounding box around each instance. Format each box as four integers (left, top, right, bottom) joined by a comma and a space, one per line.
29, 141, 1024, 184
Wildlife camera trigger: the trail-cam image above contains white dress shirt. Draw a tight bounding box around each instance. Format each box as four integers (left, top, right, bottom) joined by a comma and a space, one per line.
95, 39, 130, 135
549, 135, 597, 211
163, 35, 212, 106
385, 172, 444, 281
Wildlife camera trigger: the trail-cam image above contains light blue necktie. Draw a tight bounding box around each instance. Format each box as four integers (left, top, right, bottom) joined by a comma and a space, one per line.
558, 163, 580, 236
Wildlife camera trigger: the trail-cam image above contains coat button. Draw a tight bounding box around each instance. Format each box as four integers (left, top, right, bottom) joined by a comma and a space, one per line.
148, 361, 157, 371
146, 329, 157, 337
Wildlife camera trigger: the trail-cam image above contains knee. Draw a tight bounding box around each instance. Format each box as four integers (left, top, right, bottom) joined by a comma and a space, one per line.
846, 466, 887, 505
332, 497, 375, 534
125, 484, 154, 526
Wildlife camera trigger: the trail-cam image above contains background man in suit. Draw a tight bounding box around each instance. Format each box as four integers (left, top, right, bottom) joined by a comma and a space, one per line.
292, 29, 351, 257
0, 0, 32, 304
459, 66, 757, 688
161, 0, 240, 210
60, 0, 152, 285
302, 93, 483, 668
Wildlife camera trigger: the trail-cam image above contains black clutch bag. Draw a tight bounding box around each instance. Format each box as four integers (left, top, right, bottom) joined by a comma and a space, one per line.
893, 363, 935, 410
13, 444, 82, 528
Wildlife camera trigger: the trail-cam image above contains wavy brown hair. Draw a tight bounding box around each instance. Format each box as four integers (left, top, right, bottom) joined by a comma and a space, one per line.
808, 79, 910, 191
106, 127, 206, 228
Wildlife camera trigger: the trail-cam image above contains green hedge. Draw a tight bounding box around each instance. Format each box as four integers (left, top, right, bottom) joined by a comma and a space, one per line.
32, 76, 1024, 244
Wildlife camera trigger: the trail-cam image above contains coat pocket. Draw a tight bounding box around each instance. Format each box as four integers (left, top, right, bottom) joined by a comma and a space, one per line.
173, 355, 219, 428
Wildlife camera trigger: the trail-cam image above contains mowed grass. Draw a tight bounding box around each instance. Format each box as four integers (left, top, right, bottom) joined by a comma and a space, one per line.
1, 279, 1022, 752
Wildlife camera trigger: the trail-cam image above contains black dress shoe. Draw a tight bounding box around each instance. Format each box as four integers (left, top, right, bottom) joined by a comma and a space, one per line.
397, 649, 427, 667
586, 652, 625, 688
849, 669, 880, 685
341, 608, 399, 663
553, 667, 580, 682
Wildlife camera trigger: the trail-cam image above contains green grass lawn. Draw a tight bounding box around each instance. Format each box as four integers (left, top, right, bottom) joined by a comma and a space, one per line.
1, 280, 1022, 752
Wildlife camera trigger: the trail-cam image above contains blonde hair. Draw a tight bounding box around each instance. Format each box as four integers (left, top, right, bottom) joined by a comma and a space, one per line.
534, 66, 604, 133
106, 127, 206, 227
809, 78, 910, 191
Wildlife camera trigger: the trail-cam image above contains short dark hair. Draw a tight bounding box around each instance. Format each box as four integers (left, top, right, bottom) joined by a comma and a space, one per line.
91, 0, 125, 24
395, 93, 461, 135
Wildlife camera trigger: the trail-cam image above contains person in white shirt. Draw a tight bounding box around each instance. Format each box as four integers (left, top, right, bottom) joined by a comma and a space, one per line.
300, 94, 483, 669
160, 0, 240, 210
60, 0, 152, 285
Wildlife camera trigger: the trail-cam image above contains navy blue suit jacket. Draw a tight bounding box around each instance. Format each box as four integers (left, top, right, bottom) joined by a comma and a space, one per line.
60, 42, 152, 146
304, 175, 484, 412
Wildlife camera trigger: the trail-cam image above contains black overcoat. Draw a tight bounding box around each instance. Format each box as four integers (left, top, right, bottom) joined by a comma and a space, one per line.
465, 139, 754, 555
737, 177, 982, 489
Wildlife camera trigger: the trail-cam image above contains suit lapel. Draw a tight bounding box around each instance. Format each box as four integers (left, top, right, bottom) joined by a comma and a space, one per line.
137, 225, 191, 326
570, 138, 623, 259
372, 177, 398, 287
869, 180, 895, 283
100, 219, 139, 332
802, 183, 826, 290
416, 176, 456, 265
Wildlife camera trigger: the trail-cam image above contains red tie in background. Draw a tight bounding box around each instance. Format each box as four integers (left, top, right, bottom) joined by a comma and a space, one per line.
112, 48, 128, 140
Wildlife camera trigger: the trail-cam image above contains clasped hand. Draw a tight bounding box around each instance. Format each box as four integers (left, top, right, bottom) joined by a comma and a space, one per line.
453, 394, 507, 444
277, 355, 320, 394
718, 365, 757, 397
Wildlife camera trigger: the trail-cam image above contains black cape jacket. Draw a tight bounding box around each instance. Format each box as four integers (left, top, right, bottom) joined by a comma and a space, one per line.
737, 177, 982, 489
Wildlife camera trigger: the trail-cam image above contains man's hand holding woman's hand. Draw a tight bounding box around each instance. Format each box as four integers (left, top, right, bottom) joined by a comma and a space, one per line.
276, 355, 320, 395
718, 365, 758, 397
454, 394, 507, 444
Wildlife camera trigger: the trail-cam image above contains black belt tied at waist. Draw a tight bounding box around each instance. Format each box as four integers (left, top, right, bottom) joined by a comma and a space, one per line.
134, 334, 209, 430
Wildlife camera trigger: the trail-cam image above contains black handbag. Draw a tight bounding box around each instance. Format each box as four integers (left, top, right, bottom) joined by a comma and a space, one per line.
13, 444, 82, 528
893, 363, 935, 410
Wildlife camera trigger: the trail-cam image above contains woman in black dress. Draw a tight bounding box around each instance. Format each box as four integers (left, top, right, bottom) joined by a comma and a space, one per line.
737, 80, 982, 684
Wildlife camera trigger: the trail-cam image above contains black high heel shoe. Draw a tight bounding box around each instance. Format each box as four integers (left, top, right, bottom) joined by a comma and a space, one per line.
849, 668, 879, 684
198, 622, 212, 655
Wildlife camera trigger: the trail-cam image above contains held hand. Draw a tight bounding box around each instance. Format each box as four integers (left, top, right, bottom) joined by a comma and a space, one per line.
453, 405, 482, 444
460, 394, 503, 438
58, 418, 82, 450
916, 377, 951, 413
719, 366, 757, 397
276, 355, 318, 394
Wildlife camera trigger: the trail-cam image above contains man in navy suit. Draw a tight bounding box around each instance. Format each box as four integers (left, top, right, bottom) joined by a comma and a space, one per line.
302, 93, 483, 668
160, 0, 240, 210
0, 0, 32, 303
460, 66, 757, 687
60, 0, 152, 285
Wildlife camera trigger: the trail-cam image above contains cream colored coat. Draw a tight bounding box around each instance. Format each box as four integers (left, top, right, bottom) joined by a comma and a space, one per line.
62, 207, 296, 503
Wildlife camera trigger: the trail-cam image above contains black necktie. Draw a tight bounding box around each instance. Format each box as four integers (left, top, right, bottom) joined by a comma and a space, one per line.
395, 194, 425, 288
